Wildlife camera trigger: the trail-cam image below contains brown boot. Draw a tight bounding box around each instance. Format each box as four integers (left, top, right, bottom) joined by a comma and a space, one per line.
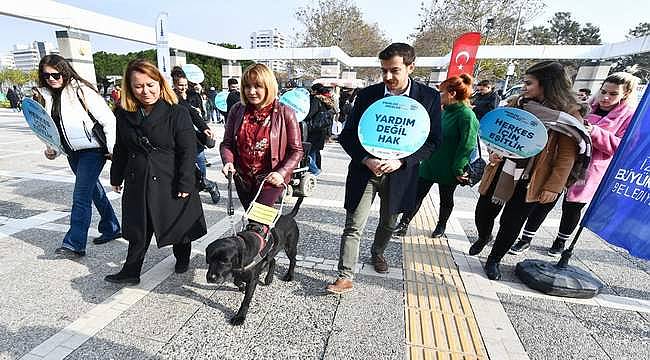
371, 255, 389, 273
326, 278, 353, 294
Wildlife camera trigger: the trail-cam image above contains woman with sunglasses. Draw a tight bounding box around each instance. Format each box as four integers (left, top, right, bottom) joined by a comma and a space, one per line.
38, 54, 121, 258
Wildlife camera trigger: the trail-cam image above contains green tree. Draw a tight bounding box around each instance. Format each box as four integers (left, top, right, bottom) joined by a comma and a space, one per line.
295, 0, 390, 78
611, 22, 650, 82
523, 12, 601, 45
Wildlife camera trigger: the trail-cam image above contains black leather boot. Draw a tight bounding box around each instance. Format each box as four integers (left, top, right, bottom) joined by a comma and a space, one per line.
468, 236, 492, 256
484, 260, 502, 280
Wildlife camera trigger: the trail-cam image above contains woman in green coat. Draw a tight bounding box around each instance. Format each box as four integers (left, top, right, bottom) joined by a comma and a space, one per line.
394, 74, 479, 237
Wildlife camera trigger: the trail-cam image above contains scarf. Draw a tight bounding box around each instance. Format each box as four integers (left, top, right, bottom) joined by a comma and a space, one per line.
490, 100, 592, 205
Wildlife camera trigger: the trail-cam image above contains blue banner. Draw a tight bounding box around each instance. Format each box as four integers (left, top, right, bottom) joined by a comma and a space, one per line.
22, 97, 65, 154
479, 108, 548, 159
582, 87, 650, 260
358, 96, 430, 159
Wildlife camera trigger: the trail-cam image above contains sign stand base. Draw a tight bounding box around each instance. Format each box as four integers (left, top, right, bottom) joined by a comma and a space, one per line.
515, 226, 604, 299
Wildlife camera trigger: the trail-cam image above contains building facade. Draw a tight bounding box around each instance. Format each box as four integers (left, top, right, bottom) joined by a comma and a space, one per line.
0, 53, 15, 69
249, 28, 288, 73
12, 41, 59, 71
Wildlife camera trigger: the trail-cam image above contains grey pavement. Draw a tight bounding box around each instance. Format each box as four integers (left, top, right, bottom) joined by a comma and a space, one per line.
1, 107, 649, 359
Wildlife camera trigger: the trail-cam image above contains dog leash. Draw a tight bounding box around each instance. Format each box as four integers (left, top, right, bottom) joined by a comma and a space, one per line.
227, 172, 237, 236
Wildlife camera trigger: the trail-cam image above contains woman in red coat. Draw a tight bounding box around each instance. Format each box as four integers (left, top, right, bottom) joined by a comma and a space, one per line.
220, 63, 303, 233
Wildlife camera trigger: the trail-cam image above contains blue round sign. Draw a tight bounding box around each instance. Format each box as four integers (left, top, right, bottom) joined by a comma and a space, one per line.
181, 63, 204, 84
214, 90, 229, 112
22, 97, 65, 154
358, 96, 430, 159
479, 108, 548, 159
279, 88, 310, 122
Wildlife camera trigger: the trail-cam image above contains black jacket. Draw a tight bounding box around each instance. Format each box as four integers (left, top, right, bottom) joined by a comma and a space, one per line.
225, 89, 240, 120
339, 80, 442, 215
110, 101, 207, 246
471, 90, 500, 120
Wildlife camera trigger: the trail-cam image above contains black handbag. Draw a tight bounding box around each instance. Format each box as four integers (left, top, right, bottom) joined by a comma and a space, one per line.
76, 87, 109, 155
463, 136, 486, 187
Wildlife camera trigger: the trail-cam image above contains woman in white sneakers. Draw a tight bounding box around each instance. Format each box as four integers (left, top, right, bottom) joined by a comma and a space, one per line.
39, 54, 121, 258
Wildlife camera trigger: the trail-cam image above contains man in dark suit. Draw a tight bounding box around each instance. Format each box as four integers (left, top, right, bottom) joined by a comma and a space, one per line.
326, 43, 442, 294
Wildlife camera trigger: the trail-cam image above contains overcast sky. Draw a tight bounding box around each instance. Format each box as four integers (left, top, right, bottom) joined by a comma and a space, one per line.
0, 0, 647, 54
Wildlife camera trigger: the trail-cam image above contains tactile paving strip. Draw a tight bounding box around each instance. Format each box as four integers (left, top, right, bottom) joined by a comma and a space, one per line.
402, 194, 488, 360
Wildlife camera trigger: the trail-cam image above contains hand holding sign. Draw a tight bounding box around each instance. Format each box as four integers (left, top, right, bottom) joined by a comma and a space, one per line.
479, 108, 548, 159
279, 88, 310, 122
358, 96, 430, 160
22, 98, 65, 155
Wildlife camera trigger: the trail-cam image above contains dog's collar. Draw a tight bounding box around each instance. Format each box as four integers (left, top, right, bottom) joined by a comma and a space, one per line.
237, 231, 272, 272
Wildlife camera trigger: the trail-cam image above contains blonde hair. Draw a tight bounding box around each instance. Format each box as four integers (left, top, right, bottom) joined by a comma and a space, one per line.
603, 72, 640, 104
240, 63, 278, 107
121, 59, 177, 112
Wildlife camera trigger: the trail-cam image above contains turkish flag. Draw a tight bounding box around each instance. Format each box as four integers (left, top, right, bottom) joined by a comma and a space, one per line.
446, 32, 481, 79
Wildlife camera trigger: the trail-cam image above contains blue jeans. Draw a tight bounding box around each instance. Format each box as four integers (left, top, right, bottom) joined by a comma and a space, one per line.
196, 148, 207, 178
62, 149, 120, 252
308, 149, 321, 176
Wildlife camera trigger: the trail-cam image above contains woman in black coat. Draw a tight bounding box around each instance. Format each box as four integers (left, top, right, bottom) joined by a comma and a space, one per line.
105, 59, 207, 285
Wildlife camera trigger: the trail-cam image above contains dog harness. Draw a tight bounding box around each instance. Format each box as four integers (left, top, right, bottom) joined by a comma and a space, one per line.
238, 230, 275, 271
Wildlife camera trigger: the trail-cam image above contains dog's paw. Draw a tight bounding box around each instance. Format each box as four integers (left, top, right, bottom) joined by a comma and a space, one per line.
281, 273, 294, 282
230, 315, 246, 326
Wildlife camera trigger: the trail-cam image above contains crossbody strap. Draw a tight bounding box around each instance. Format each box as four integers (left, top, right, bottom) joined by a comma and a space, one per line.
74, 82, 98, 125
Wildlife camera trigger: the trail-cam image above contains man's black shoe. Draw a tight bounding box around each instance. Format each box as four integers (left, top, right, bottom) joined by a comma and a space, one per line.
393, 222, 408, 237
54, 247, 85, 258
468, 236, 492, 256
105, 272, 140, 285
484, 261, 502, 280
92, 232, 122, 245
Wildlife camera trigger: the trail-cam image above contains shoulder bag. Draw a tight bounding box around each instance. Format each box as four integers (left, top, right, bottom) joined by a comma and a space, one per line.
75, 86, 109, 155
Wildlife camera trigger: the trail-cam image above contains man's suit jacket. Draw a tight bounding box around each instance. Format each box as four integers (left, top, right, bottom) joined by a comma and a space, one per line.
339, 80, 442, 215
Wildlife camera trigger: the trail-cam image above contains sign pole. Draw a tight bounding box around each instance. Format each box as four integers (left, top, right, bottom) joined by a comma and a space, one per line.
155, 12, 171, 83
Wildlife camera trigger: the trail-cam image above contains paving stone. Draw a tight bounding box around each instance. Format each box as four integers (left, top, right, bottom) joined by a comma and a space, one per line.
65, 329, 164, 360
567, 302, 650, 359
499, 293, 609, 360
324, 274, 404, 360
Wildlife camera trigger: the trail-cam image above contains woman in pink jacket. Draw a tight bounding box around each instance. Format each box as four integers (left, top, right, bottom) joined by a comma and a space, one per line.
509, 72, 640, 256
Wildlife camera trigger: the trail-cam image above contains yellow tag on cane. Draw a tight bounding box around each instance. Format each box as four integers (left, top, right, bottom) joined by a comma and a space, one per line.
246, 202, 279, 225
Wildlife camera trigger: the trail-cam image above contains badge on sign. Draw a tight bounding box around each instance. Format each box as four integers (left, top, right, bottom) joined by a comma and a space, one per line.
358, 96, 430, 159
22, 98, 65, 154
479, 107, 548, 159
279, 88, 310, 122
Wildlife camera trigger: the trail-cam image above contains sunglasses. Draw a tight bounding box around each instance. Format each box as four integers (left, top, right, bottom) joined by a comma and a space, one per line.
41, 72, 62, 80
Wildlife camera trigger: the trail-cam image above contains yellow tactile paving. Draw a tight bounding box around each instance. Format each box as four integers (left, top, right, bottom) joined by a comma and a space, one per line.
403, 194, 488, 359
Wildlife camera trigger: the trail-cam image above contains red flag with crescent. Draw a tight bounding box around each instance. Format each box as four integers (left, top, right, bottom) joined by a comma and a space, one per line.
447, 32, 481, 79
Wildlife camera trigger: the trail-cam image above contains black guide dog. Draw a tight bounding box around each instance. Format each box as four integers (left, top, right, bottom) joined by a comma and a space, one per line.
205, 197, 302, 325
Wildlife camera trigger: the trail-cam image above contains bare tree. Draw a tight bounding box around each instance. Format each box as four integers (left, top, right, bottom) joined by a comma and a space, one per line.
295, 0, 390, 79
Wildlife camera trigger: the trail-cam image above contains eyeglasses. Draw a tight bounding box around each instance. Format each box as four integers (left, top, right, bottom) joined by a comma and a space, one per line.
41, 72, 62, 80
